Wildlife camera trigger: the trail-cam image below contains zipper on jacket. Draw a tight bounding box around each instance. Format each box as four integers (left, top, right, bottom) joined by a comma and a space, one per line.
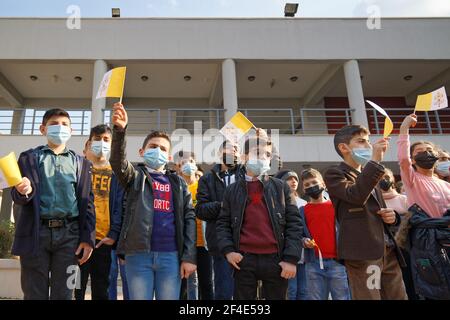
236, 180, 247, 251
263, 183, 282, 256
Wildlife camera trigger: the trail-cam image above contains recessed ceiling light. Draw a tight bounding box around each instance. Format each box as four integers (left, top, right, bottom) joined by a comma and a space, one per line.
289, 76, 298, 82
30, 75, 38, 81
184, 75, 192, 81
247, 75, 256, 82
74, 76, 82, 82
141, 75, 149, 82
403, 75, 413, 81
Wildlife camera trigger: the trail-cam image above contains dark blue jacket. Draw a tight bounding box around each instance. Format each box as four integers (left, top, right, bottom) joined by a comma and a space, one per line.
107, 173, 124, 245
299, 205, 340, 264
407, 204, 450, 300
11, 146, 96, 257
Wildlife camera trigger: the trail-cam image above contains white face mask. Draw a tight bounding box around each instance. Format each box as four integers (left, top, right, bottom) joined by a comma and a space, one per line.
436, 160, 450, 177
90, 140, 111, 157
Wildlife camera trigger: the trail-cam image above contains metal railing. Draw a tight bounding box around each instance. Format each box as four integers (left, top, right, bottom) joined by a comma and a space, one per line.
2, 106, 450, 136
0, 109, 90, 135
368, 107, 450, 135
103, 108, 225, 134
299, 108, 354, 134
239, 108, 296, 134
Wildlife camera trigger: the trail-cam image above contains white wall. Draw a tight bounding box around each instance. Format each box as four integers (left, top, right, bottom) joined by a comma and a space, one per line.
0, 18, 449, 60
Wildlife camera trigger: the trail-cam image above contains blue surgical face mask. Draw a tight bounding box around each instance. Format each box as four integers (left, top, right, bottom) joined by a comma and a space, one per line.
46, 125, 71, 145
246, 159, 271, 176
91, 140, 111, 157
143, 147, 168, 170
351, 147, 373, 166
181, 162, 198, 176
436, 161, 450, 177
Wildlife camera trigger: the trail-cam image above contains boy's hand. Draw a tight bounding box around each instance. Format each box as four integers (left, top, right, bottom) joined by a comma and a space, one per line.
377, 208, 396, 224
371, 137, 390, 162
226, 252, 243, 270
279, 261, 297, 279
76, 242, 93, 265
255, 128, 268, 139
112, 102, 128, 130
303, 238, 315, 249
15, 177, 32, 196
180, 262, 197, 279
400, 114, 417, 133
95, 237, 115, 248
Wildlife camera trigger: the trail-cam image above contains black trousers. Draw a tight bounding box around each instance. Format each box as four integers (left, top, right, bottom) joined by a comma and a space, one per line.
20, 220, 79, 300
197, 246, 214, 300
234, 253, 287, 300
74, 240, 112, 300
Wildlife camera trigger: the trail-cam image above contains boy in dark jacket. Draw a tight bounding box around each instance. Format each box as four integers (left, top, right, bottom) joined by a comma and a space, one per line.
11, 108, 96, 300
110, 102, 196, 300
324, 125, 407, 300
217, 133, 303, 300
75, 125, 124, 300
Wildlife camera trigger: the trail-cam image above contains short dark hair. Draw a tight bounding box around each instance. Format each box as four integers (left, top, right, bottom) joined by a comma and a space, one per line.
300, 168, 323, 182
243, 136, 272, 155
42, 108, 71, 126
142, 131, 171, 149
89, 124, 112, 141
333, 125, 370, 158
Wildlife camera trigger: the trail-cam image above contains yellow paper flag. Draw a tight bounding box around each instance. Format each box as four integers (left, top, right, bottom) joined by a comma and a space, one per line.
415, 86, 448, 112
366, 100, 394, 138
0, 152, 22, 188
96, 67, 127, 100
219, 112, 255, 144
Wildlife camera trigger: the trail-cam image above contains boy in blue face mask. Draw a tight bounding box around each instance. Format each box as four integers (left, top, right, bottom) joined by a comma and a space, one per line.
74, 124, 124, 300
175, 151, 214, 301
216, 132, 303, 300
110, 102, 197, 300
324, 125, 407, 300
11, 108, 96, 300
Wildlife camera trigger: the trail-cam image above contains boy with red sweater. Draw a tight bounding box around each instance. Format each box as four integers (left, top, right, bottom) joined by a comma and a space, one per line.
216, 133, 303, 300
300, 168, 350, 300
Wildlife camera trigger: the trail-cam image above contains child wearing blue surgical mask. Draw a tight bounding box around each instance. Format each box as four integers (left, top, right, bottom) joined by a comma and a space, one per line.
110, 102, 197, 300
324, 125, 407, 300
436, 149, 450, 183
75, 124, 125, 300
175, 151, 214, 301
11, 108, 96, 300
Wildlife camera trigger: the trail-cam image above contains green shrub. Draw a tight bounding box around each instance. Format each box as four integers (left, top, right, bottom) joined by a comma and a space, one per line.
0, 220, 15, 259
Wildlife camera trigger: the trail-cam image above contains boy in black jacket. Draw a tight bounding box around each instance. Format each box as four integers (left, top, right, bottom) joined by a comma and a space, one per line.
216, 133, 303, 300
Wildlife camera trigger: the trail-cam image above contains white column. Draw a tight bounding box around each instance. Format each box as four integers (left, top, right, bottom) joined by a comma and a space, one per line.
91, 59, 108, 126
344, 60, 368, 128
222, 59, 238, 122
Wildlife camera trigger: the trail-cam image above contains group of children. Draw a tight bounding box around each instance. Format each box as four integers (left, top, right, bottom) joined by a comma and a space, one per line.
10, 104, 450, 300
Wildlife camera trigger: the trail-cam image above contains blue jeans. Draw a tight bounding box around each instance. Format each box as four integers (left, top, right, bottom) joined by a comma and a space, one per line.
305, 259, 351, 300
213, 255, 234, 300
125, 251, 181, 300
288, 263, 308, 300
109, 250, 129, 300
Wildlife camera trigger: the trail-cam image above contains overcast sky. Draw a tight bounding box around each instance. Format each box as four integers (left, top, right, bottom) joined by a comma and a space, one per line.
0, 0, 449, 18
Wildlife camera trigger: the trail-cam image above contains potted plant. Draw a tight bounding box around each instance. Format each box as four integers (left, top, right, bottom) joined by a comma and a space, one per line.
0, 220, 23, 299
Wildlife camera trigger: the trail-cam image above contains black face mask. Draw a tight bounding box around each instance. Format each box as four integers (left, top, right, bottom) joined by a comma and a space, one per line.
304, 185, 324, 200
379, 178, 393, 191
414, 151, 439, 170
223, 153, 238, 168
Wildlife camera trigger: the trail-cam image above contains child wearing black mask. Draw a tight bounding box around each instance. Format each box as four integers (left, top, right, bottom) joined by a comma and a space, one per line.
397, 114, 450, 219
300, 168, 350, 300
